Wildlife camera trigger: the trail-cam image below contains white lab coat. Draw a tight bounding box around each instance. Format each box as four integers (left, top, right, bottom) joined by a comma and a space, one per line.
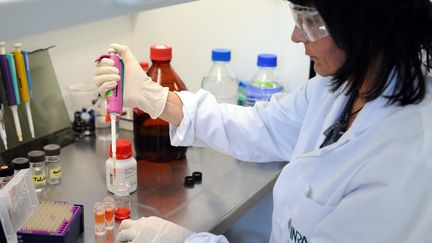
171, 75, 432, 243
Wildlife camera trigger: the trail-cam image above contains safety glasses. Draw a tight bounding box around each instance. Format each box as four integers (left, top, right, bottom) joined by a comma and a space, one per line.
289, 3, 329, 42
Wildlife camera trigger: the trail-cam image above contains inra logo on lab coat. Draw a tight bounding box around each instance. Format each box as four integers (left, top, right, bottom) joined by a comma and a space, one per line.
288, 219, 308, 243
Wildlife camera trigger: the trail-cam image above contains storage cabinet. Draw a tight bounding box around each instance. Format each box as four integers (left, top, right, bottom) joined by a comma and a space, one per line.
0, 0, 196, 40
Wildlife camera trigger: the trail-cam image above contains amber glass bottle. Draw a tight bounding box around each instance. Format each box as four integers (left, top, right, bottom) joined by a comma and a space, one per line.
133, 44, 188, 161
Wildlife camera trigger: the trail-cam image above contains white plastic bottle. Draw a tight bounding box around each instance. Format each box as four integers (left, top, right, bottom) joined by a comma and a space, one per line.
246, 54, 284, 106
106, 139, 137, 194
201, 49, 238, 104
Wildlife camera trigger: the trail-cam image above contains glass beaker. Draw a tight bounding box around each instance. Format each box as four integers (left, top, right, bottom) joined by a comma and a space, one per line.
67, 82, 98, 121
114, 182, 131, 220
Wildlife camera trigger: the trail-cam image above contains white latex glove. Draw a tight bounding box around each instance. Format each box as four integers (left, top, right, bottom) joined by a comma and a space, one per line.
116, 216, 194, 243
94, 43, 169, 119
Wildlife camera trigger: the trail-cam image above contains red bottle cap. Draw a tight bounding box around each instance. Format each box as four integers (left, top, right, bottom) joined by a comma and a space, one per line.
150, 44, 172, 61
140, 61, 150, 72
109, 139, 133, 159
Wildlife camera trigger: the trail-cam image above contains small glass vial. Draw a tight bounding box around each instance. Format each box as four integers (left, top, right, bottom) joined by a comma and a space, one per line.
0, 165, 14, 189
28, 150, 47, 192
11, 157, 30, 174
114, 182, 131, 220
103, 196, 115, 230
43, 144, 62, 185
94, 202, 106, 236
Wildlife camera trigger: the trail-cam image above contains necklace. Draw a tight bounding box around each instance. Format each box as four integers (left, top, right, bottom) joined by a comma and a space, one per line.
349, 106, 363, 117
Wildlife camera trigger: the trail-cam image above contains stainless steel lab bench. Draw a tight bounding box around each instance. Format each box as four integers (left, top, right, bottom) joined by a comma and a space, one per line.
38, 130, 286, 242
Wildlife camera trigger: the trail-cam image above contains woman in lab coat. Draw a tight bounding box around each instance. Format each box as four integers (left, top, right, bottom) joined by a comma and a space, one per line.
95, 0, 432, 242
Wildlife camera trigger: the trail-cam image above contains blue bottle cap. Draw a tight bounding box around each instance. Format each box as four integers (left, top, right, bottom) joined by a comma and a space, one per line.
212, 49, 231, 62
257, 54, 277, 67
238, 80, 249, 88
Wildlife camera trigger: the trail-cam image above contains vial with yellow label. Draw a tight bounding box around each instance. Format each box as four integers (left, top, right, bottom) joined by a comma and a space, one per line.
44, 144, 62, 185
28, 150, 47, 192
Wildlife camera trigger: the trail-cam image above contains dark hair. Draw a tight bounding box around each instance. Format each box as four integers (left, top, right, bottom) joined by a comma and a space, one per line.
288, 0, 432, 105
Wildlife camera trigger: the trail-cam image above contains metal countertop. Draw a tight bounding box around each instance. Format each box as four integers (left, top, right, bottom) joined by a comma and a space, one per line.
39, 130, 286, 242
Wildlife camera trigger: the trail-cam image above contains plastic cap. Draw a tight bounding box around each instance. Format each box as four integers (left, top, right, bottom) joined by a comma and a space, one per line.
0, 165, 14, 177
140, 61, 150, 72
28, 150, 46, 163
211, 49, 231, 62
257, 54, 277, 67
11, 157, 30, 170
184, 176, 195, 187
14, 43, 22, 49
238, 80, 249, 88
192, 171, 202, 182
109, 139, 132, 159
43, 144, 61, 156
150, 44, 172, 61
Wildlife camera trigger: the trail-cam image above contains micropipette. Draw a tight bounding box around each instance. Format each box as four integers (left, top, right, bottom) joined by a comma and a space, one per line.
95, 48, 124, 181
0, 96, 7, 149
22, 51, 34, 100
0, 42, 23, 142
13, 43, 35, 139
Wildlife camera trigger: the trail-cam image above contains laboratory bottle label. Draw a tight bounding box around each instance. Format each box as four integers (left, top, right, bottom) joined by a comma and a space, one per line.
33, 174, 46, 185
49, 168, 62, 178
246, 85, 283, 106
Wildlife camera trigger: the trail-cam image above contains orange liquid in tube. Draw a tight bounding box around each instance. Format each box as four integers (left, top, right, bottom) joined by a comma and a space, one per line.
133, 44, 188, 161
105, 208, 114, 222
115, 207, 131, 220
94, 211, 105, 224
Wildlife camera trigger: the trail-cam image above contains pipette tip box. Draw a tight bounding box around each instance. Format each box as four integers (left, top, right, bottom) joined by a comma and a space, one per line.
16, 203, 84, 243
0, 169, 84, 243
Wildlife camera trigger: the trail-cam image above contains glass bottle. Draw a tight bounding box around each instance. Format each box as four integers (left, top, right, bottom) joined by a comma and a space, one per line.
246, 54, 284, 107
11, 157, 30, 174
28, 150, 47, 192
201, 49, 238, 104
43, 144, 62, 185
0, 165, 14, 189
133, 44, 188, 161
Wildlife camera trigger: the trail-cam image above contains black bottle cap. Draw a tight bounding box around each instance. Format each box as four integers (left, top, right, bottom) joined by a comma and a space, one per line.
43, 144, 61, 156
184, 176, 195, 187
28, 150, 46, 163
192, 171, 202, 182
11, 157, 30, 170
0, 165, 14, 177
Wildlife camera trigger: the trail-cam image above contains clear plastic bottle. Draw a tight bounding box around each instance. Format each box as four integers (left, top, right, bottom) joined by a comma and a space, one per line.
133, 44, 188, 162
106, 139, 137, 194
28, 150, 47, 192
201, 49, 238, 104
43, 144, 62, 185
237, 80, 249, 106
246, 54, 284, 107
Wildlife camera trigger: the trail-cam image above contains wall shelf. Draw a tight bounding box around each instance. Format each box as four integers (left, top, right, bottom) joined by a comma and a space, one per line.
0, 0, 196, 41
